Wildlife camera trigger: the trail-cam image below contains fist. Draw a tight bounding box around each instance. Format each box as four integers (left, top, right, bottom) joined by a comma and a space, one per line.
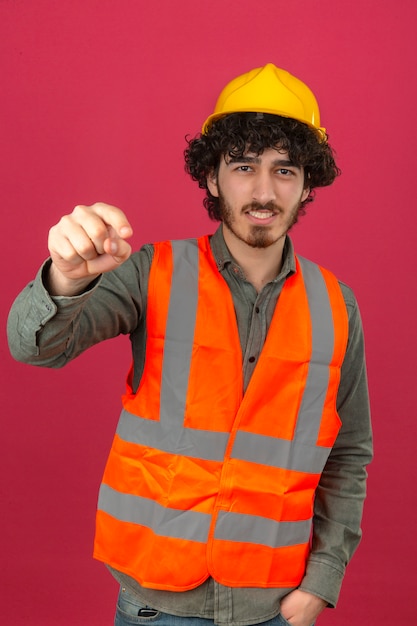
47, 202, 133, 295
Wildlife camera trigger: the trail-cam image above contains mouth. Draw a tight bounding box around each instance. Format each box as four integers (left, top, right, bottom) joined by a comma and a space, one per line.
245, 208, 280, 225
247, 209, 275, 220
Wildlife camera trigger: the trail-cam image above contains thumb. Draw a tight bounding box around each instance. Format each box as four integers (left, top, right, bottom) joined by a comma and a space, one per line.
105, 234, 132, 264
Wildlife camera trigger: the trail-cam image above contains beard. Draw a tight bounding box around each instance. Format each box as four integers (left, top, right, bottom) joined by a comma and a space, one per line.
218, 192, 303, 249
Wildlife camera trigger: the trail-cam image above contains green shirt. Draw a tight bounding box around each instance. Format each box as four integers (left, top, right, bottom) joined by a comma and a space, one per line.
7, 226, 373, 626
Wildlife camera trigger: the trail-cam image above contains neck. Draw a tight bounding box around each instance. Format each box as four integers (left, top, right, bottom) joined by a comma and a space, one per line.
222, 225, 286, 292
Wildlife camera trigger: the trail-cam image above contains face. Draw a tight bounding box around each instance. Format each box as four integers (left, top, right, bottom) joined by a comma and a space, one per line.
207, 148, 310, 250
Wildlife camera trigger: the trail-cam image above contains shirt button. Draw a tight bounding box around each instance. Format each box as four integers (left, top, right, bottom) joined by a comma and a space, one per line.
248, 356, 256, 363
255, 307, 260, 314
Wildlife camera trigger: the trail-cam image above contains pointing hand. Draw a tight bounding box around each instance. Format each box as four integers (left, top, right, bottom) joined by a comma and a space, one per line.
47, 203, 133, 295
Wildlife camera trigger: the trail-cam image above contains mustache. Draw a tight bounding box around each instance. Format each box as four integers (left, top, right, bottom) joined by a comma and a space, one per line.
242, 201, 282, 214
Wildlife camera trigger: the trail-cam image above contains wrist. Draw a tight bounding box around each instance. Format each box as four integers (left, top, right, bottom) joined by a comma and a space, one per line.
46, 262, 100, 296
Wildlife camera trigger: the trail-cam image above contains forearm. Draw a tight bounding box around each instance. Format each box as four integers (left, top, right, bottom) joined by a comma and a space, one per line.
8, 260, 105, 367
299, 446, 371, 606
8, 250, 148, 368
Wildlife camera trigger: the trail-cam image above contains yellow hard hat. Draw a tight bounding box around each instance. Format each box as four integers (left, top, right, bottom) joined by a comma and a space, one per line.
202, 63, 326, 141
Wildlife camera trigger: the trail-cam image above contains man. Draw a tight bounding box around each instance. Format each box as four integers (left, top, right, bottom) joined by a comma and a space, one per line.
8, 63, 372, 626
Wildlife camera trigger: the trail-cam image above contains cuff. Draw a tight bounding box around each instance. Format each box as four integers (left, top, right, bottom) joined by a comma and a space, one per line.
298, 558, 345, 608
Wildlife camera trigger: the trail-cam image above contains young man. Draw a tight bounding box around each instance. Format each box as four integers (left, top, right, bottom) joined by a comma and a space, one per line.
8, 63, 372, 626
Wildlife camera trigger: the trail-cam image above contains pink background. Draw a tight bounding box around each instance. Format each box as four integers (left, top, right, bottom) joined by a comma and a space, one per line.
1, 0, 416, 623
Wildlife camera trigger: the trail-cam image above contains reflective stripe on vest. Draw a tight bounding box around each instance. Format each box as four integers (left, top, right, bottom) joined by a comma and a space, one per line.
94, 236, 348, 590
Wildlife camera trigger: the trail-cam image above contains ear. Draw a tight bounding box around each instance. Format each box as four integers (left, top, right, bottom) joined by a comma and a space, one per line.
206, 170, 219, 198
301, 171, 311, 203
301, 186, 310, 203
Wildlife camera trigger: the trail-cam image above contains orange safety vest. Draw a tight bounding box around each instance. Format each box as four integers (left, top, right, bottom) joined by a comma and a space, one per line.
94, 235, 348, 591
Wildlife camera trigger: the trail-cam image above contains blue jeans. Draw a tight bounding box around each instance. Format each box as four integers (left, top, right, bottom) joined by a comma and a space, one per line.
114, 587, 313, 626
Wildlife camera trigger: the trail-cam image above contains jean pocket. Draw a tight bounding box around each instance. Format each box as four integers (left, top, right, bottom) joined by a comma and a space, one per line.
115, 587, 161, 625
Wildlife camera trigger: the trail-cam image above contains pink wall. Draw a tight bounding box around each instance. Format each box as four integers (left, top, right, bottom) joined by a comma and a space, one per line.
2, 0, 416, 623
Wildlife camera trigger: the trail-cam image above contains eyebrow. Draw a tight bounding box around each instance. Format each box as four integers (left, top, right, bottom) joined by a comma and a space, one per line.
226, 155, 300, 169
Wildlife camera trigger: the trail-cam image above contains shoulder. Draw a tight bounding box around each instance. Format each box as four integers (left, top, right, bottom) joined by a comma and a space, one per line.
337, 280, 359, 317
296, 255, 359, 318
298, 254, 362, 331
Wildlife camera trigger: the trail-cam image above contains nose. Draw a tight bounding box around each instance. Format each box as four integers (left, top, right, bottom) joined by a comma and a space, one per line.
251, 171, 276, 204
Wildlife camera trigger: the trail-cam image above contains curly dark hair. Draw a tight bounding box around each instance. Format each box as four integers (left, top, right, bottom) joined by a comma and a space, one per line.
184, 113, 340, 221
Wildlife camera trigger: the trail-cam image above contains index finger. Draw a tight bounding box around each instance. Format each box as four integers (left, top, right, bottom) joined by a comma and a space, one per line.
83, 202, 133, 239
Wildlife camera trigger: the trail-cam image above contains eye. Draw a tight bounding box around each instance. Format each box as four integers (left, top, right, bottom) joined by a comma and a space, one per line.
277, 168, 293, 176
236, 165, 252, 172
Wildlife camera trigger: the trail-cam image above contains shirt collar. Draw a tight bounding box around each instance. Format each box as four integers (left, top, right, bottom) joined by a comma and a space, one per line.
209, 224, 296, 281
